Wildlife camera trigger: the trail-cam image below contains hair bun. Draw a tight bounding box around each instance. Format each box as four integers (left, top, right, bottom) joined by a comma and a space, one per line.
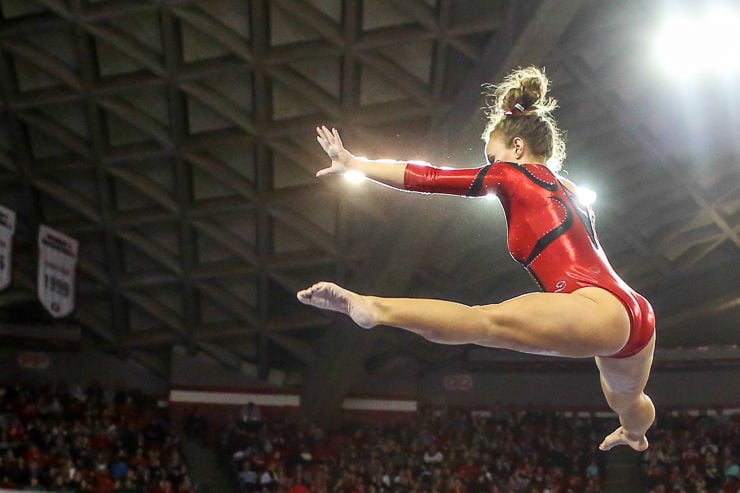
481, 66, 566, 167
486, 66, 557, 116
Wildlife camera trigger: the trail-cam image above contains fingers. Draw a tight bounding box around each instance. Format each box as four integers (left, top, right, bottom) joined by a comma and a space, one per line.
316, 125, 332, 143
332, 127, 343, 148
315, 125, 346, 176
316, 126, 335, 155
316, 126, 330, 153
316, 135, 330, 153
316, 125, 341, 148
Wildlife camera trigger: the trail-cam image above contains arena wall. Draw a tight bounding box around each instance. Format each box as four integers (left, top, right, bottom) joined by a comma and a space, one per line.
0, 342, 167, 394
1, 342, 737, 415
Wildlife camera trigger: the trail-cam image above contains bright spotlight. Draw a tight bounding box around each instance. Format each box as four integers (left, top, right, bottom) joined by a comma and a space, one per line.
656, 7, 740, 76
344, 170, 366, 183
576, 186, 597, 206
545, 157, 562, 172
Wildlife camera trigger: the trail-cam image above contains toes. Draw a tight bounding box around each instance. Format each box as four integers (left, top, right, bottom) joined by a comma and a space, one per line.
297, 282, 331, 303
598, 427, 648, 452
297, 286, 317, 301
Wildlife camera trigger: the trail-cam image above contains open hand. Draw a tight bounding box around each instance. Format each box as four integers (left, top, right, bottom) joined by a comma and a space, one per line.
316, 125, 353, 177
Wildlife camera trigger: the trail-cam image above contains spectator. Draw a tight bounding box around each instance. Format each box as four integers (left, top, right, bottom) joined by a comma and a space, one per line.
0, 383, 193, 493
240, 402, 263, 433
423, 445, 444, 465
641, 410, 739, 493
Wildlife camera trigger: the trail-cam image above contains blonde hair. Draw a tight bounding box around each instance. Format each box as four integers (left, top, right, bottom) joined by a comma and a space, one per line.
481, 66, 566, 171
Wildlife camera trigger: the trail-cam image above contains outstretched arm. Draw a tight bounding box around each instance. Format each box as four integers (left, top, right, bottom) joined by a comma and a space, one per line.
315, 126, 407, 189
316, 125, 499, 197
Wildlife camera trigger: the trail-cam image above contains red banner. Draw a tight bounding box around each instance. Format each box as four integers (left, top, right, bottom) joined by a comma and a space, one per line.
17, 352, 50, 370
443, 374, 474, 391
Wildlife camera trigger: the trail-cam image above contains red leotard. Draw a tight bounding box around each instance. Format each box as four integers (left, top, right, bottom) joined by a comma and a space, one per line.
403, 161, 655, 358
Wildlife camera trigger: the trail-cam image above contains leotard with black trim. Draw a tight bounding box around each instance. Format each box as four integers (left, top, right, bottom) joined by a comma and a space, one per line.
403, 161, 655, 358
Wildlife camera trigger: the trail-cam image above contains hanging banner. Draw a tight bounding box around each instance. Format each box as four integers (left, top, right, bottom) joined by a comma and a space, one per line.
0, 205, 15, 290
38, 225, 78, 318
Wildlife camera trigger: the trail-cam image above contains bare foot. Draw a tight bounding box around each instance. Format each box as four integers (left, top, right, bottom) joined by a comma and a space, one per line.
297, 282, 377, 329
599, 426, 648, 452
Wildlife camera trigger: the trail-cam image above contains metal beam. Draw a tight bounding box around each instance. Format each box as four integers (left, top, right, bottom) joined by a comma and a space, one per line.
195, 281, 260, 326
266, 207, 337, 254
97, 97, 172, 147
31, 179, 101, 223
190, 219, 260, 266
270, 0, 344, 46
450, 0, 588, 145
266, 332, 316, 365
180, 82, 255, 134
105, 166, 179, 212
0, 49, 46, 229
15, 111, 93, 158
116, 230, 183, 274
161, 4, 198, 379
388, 0, 480, 62
183, 151, 257, 200
169, 5, 254, 63
250, 0, 274, 381
1, 41, 82, 91
124, 290, 185, 334
661, 292, 740, 330
430, 0, 452, 100
340, 0, 361, 111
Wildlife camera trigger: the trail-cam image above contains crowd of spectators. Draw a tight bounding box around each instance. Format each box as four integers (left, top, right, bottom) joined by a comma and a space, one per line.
217, 405, 739, 493
0, 383, 193, 493
641, 411, 739, 493
220, 407, 609, 493
2, 379, 737, 493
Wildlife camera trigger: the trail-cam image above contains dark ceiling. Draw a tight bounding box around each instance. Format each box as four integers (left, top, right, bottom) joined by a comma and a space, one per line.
0, 0, 737, 409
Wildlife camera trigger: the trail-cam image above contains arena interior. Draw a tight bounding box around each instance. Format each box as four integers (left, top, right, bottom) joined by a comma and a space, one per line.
0, 1, 738, 492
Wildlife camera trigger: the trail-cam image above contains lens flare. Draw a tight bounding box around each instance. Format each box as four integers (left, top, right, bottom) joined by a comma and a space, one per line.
576, 186, 597, 206
344, 170, 366, 183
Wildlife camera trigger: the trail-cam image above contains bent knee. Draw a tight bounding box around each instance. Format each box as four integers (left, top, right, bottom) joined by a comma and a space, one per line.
605, 390, 650, 413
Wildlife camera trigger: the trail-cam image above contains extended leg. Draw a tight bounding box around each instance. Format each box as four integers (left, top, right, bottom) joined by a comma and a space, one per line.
596, 334, 656, 451
297, 282, 630, 358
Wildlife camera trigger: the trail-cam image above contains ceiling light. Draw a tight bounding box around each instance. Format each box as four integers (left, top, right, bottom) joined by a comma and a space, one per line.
656, 7, 740, 76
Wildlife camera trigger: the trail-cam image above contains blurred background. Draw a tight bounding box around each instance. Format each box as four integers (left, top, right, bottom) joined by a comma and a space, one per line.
0, 1, 738, 491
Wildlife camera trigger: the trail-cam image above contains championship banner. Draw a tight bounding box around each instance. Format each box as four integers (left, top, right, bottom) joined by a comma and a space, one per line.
37, 225, 78, 318
0, 205, 15, 290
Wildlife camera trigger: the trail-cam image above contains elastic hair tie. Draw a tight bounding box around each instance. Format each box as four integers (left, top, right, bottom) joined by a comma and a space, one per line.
504, 103, 525, 116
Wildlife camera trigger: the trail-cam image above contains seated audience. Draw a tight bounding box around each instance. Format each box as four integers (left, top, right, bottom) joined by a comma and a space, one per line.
0, 383, 194, 493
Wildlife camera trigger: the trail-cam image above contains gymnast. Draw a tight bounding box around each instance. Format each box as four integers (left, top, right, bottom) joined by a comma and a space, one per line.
297, 66, 656, 452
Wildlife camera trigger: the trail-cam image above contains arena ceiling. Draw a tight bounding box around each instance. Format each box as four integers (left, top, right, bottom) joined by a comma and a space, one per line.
0, 0, 737, 412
